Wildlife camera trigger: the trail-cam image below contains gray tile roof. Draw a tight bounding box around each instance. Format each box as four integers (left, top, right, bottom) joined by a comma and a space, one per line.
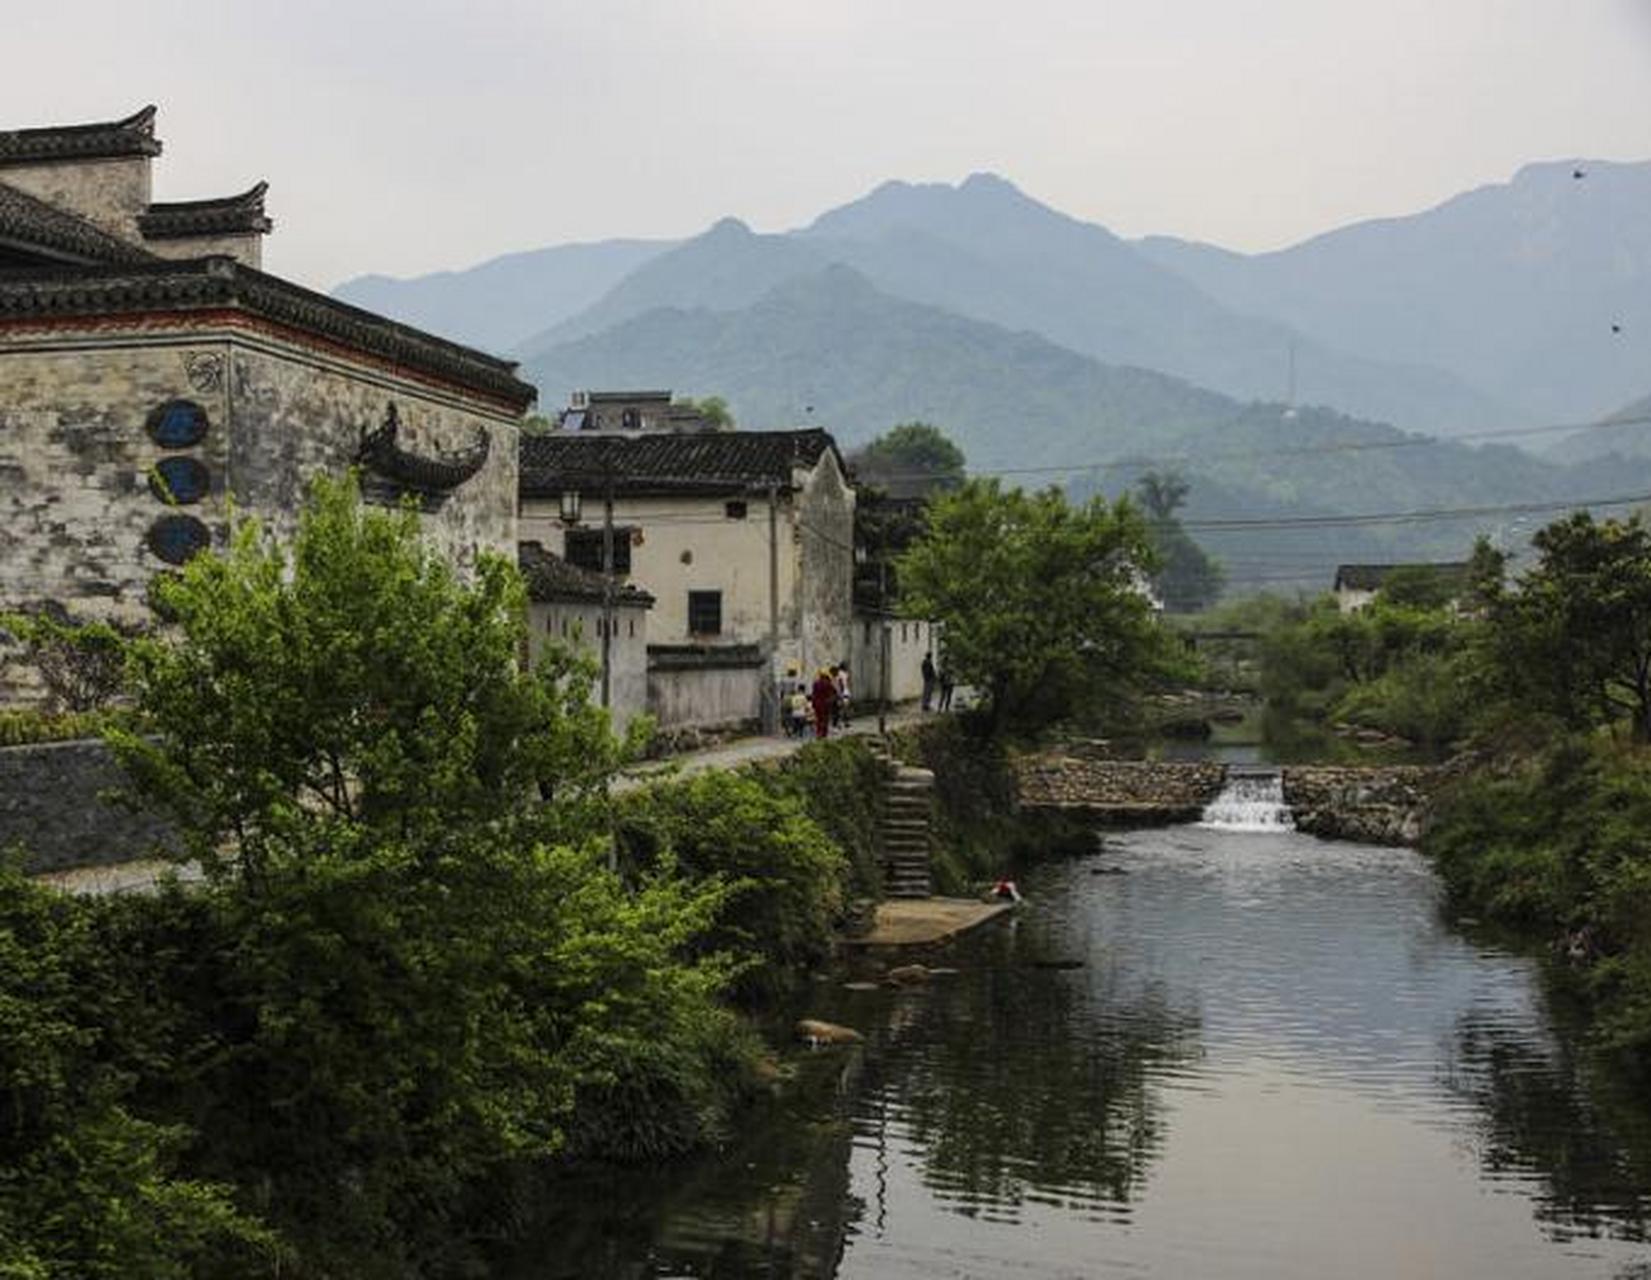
0, 180, 156, 266
520, 428, 841, 497
0, 257, 536, 410
0, 106, 162, 165
519, 541, 654, 605
139, 182, 273, 240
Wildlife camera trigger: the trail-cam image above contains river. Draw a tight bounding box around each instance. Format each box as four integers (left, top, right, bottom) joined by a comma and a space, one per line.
498, 788, 1651, 1278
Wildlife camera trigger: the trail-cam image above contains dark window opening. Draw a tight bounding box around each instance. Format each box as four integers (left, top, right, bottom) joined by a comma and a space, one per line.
146, 399, 210, 448
565, 528, 632, 575
621, 408, 640, 430
688, 590, 722, 636
724, 500, 748, 520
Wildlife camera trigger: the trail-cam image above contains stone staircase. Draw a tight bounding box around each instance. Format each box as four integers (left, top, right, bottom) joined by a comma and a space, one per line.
880, 761, 936, 900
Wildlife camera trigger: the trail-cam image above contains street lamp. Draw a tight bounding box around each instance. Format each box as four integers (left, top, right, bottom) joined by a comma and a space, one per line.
558, 489, 583, 525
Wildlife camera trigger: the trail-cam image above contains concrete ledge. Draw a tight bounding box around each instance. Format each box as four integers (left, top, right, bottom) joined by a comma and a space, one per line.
839, 897, 1014, 950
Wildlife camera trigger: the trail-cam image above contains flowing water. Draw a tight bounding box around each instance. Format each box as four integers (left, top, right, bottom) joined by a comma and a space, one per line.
499, 787, 1651, 1278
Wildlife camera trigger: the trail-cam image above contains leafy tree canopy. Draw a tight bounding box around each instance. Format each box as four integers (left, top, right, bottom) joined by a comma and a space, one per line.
852, 422, 966, 496
1486, 512, 1651, 741
677, 394, 734, 429
1132, 471, 1224, 613
898, 479, 1180, 733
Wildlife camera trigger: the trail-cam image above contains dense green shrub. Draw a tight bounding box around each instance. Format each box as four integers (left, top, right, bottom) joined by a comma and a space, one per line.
615, 771, 847, 1001
0, 864, 270, 1279
0, 708, 127, 747
763, 738, 890, 901
1425, 738, 1651, 1062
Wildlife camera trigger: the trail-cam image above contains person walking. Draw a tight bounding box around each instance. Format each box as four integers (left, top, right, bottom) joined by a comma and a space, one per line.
921, 652, 937, 711
810, 667, 837, 739
833, 663, 852, 726
938, 664, 955, 712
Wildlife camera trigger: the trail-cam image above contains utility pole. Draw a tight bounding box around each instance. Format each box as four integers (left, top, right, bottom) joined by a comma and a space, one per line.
766, 481, 780, 734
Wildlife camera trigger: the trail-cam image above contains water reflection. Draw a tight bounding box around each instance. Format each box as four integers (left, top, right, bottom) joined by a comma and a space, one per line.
1446, 1007, 1651, 1244
858, 942, 1199, 1220
500, 824, 1651, 1279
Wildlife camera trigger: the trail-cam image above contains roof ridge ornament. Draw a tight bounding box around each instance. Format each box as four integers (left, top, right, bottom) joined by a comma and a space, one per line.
356, 402, 491, 511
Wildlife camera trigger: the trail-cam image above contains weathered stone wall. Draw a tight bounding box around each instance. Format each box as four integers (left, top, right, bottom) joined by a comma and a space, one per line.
0, 155, 151, 242
227, 339, 518, 572
1, 326, 521, 704
146, 232, 262, 269
1015, 755, 1227, 824
0, 739, 178, 872
1281, 765, 1438, 846
0, 339, 234, 692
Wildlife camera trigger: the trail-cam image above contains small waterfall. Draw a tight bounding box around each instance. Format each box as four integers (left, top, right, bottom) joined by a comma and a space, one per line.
1200, 766, 1294, 831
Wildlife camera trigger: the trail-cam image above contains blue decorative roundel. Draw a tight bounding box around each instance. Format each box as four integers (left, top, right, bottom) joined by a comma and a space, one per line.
146, 515, 211, 565
147, 456, 210, 506
145, 399, 209, 448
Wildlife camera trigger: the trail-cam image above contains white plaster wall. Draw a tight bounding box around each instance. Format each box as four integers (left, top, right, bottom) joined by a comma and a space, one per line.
851, 614, 940, 705
521, 491, 798, 649
526, 598, 649, 730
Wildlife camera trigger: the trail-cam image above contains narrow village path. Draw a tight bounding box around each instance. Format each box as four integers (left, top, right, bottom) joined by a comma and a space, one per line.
617, 703, 942, 787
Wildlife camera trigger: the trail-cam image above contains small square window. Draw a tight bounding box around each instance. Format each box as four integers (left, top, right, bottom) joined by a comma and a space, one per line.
724, 500, 748, 520
688, 590, 722, 636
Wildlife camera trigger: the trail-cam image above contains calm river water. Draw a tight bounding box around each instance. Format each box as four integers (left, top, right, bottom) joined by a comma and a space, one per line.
500, 818, 1651, 1278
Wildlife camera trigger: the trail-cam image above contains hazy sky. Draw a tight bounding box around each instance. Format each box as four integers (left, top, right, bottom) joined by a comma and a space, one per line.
7, 1, 1651, 290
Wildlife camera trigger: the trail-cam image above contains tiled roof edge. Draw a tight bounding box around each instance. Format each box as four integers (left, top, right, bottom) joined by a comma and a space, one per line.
140, 182, 273, 240
0, 106, 162, 165
0, 257, 536, 409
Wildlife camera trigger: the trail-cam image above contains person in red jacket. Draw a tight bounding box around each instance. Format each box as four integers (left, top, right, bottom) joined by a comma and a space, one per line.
810, 668, 837, 739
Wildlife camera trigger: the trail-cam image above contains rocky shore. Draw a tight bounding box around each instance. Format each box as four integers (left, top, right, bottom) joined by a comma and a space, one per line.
1281, 765, 1438, 846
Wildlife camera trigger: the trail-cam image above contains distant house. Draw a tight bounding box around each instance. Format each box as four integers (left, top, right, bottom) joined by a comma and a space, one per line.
518, 542, 653, 730
519, 428, 854, 731
1332, 562, 1470, 612
558, 390, 711, 434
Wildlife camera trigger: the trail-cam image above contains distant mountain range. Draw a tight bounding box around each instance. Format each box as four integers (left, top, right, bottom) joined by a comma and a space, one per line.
333, 162, 1651, 589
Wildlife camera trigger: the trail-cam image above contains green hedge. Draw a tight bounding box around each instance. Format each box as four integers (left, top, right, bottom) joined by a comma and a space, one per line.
1424, 737, 1651, 1063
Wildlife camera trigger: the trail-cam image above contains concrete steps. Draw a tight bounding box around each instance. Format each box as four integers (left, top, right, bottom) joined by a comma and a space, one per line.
879, 762, 935, 899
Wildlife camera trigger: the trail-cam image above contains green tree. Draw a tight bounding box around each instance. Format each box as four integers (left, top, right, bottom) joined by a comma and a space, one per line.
1486, 512, 1651, 741
1132, 471, 1224, 613
852, 422, 966, 495
678, 395, 734, 430
95, 475, 743, 1270
898, 479, 1177, 734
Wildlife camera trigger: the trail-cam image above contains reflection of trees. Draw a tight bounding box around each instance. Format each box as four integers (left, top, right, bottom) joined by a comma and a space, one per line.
492, 1051, 863, 1278
1446, 1009, 1651, 1245
877, 956, 1201, 1214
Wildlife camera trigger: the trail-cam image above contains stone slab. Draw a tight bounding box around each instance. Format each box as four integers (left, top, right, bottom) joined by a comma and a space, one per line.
840, 897, 1014, 950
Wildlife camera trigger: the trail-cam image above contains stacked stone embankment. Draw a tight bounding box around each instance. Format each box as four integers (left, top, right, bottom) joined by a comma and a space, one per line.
1281, 765, 1438, 846
1015, 756, 1226, 825
0, 738, 178, 872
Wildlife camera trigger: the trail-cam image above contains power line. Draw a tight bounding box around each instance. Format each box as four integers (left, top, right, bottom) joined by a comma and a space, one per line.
855, 412, 1651, 485
1179, 489, 1651, 533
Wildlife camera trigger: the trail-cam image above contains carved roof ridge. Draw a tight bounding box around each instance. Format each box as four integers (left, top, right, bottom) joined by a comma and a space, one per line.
0, 105, 162, 165
140, 182, 273, 239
